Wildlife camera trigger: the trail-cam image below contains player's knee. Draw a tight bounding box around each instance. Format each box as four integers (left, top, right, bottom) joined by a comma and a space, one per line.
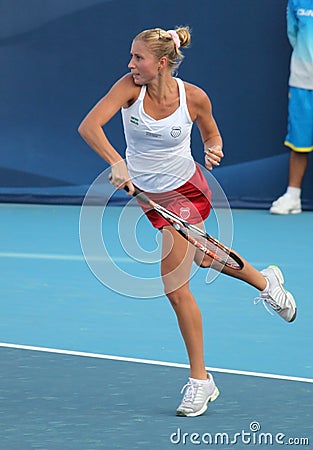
166, 290, 185, 308
164, 284, 193, 309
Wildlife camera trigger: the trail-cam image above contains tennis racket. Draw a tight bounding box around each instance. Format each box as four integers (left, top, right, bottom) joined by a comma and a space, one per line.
115, 180, 244, 270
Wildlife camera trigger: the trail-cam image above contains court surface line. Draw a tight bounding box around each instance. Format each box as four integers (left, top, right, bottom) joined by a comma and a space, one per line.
0, 251, 131, 262
1, 342, 312, 384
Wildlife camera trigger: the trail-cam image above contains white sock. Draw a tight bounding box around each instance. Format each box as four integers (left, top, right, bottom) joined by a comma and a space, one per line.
286, 186, 301, 200
261, 278, 269, 293
190, 375, 210, 385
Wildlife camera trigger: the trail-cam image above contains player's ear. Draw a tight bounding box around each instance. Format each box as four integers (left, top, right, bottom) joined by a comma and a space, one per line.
158, 56, 168, 70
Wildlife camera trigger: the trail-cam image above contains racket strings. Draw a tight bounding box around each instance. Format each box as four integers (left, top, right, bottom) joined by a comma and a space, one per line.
189, 229, 231, 262
156, 206, 242, 270
173, 221, 233, 265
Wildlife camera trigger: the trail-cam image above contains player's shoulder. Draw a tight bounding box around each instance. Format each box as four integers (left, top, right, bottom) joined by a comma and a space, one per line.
111, 73, 141, 106
114, 73, 140, 92
183, 80, 211, 107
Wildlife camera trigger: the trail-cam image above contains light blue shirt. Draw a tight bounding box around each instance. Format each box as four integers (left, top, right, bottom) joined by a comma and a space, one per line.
288, 0, 313, 89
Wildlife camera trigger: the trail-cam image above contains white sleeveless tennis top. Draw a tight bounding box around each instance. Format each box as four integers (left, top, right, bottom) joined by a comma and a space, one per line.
122, 78, 196, 193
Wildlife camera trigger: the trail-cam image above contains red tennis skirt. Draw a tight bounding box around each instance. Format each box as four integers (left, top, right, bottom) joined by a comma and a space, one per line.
137, 164, 212, 229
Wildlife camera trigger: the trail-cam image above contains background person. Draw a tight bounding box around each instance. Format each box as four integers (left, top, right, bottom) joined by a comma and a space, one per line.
270, 0, 313, 214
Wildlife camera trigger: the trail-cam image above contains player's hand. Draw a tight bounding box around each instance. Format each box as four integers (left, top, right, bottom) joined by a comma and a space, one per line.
109, 160, 134, 194
204, 144, 224, 170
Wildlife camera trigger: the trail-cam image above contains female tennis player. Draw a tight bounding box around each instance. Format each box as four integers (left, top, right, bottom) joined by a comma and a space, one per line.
78, 26, 297, 417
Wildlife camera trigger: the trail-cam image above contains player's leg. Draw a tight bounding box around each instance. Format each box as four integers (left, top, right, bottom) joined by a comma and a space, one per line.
194, 246, 265, 288
192, 221, 265, 288
161, 226, 219, 417
193, 222, 296, 322
161, 226, 207, 380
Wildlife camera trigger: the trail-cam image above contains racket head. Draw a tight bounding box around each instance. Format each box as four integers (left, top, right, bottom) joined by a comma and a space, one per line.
154, 204, 243, 270
120, 178, 243, 270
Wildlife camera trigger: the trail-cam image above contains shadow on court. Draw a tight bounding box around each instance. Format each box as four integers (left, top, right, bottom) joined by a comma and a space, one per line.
1, 347, 312, 450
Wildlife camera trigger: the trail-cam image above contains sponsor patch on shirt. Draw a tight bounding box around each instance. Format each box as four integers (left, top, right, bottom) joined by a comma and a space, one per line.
145, 131, 162, 138
170, 126, 182, 138
179, 207, 190, 220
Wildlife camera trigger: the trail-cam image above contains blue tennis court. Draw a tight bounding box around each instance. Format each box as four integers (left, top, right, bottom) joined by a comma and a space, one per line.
0, 203, 312, 449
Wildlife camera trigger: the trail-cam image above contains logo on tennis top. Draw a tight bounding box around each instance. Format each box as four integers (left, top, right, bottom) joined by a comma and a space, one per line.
179, 207, 190, 220
170, 126, 182, 138
130, 116, 139, 125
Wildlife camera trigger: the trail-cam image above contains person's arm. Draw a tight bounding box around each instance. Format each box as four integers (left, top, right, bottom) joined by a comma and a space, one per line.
78, 74, 139, 193
287, 0, 298, 49
186, 83, 223, 171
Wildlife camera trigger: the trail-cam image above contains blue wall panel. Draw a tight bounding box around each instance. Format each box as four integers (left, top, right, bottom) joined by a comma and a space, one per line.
0, 0, 312, 207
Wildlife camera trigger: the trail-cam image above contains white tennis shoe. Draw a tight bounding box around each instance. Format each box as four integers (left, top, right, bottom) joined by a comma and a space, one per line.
176, 373, 219, 417
270, 194, 301, 214
255, 266, 297, 322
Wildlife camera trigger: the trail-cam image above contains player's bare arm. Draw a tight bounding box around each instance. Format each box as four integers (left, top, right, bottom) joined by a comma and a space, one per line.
185, 82, 224, 170
78, 74, 140, 192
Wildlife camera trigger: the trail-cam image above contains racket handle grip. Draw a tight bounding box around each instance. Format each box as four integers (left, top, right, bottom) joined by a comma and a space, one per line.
124, 185, 150, 205
108, 173, 150, 205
